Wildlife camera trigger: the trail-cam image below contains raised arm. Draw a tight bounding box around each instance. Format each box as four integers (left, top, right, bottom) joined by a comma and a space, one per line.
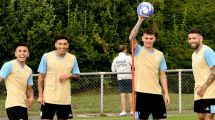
129, 16, 145, 41
0, 77, 3, 82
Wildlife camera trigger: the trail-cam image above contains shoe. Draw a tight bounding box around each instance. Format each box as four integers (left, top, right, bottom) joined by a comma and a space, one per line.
119, 111, 127, 116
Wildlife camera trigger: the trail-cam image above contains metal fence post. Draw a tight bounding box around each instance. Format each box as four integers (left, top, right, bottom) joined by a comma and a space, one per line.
178, 70, 182, 113
100, 73, 104, 113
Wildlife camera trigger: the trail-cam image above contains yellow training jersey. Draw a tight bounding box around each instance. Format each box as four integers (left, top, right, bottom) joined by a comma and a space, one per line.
134, 48, 164, 94
192, 45, 215, 100
43, 51, 76, 105
5, 60, 32, 108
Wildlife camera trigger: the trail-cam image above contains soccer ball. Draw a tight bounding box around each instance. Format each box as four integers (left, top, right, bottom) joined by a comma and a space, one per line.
137, 2, 154, 17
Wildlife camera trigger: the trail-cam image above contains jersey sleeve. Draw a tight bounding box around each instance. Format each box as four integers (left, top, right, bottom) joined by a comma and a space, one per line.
134, 45, 142, 57
204, 48, 215, 67
160, 54, 167, 71
37, 54, 47, 74
0, 62, 12, 80
72, 58, 80, 74
27, 74, 33, 86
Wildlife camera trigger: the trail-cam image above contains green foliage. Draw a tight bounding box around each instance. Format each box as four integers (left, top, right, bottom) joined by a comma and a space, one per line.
0, 0, 214, 71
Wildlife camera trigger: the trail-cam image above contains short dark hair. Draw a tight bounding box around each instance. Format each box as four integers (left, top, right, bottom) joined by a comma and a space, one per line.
15, 42, 29, 49
188, 29, 203, 36
143, 28, 157, 38
54, 35, 68, 43
118, 44, 126, 52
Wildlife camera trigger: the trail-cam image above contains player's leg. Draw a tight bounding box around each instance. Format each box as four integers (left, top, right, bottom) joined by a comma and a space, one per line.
41, 103, 57, 120
204, 113, 214, 120
124, 79, 132, 114
6, 106, 28, 120
56, 104, 73, 120
128, 93, 132, 114
118, 80, 127, 116
120, 93, 127, 113
151, 94, 167, 120
136, 92, 151, 120
194, 99, 215, 120
197, 113, 204, 120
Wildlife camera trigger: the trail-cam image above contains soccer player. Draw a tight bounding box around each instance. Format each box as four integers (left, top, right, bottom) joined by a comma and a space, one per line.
37, 35, 80, 120
188, 29, 215, 120
129, 16, 170, 120
111, 44, 132, 116
0, 42, 34, 120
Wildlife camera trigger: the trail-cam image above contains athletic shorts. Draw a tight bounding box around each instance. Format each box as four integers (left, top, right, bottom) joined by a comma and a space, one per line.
118, 79, 132, 93
194, 99, 215, 113
6, 106, 28, 120
40, 103, 73, 119
135, 92, 167, 119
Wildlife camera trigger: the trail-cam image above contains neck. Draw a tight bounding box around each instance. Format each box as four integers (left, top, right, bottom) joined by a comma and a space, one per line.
144, 46, 154, 52
195, 44, 203, 53
55, 51, 66, 57
16, 59, 25, 66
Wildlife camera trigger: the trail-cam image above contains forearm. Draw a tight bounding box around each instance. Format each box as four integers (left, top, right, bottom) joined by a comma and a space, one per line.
0, 77, 4, 82
71, 74, 80, 80
203, 67, 215, 88
38, 74, 45, 97
129, 18, 144, 41
27, 87, 34, 99
160, 72, 169, 95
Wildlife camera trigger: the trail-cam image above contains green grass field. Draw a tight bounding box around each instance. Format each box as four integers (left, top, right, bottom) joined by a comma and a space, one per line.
0, 90, 195, 118
74, 114, 197, 120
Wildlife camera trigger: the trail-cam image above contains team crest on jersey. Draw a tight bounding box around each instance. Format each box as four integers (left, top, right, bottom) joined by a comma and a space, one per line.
67, 63, 72, 68
195, 55, 202, 62
155, 56, 160, 62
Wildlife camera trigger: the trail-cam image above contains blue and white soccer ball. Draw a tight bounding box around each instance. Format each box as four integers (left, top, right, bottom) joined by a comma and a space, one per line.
137, 2, 154, 17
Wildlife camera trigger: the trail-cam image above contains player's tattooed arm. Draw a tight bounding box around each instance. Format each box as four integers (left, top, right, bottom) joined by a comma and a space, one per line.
197, 66, 215, 97
129, 17, 145, 41
205, 66, 215, 88
0, 77, 3, 82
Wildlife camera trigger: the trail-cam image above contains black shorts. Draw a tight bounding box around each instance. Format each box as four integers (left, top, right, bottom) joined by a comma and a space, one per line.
194, 99, 215, 113
6, 106, 28, 120
136, 92, 167, 119
41, 103, 73, 119
118, 79, 132, 93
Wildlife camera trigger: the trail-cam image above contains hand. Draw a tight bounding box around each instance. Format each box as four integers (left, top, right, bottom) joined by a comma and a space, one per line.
164, 94, 170, 106
197, 85, 206, 97
27, 97, 34, 108
37, 96, 45, 105
138, 16, 145, 21
59, 74, 71, 83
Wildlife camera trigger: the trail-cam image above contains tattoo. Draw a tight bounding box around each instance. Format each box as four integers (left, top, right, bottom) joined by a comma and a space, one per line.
129, 20, 143, 40
205, 67, 215, 88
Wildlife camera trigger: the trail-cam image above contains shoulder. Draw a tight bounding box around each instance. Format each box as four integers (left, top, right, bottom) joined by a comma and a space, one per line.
2, 60, 13, 68
25, 65, 33, 73
154, 49, 163, 56
66, 52, 76, 59
45, 51, 54, 56
204, 45, 214, 53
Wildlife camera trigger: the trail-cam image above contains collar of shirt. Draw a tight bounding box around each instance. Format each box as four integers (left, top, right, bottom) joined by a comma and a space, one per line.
119, 52, 127, 56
